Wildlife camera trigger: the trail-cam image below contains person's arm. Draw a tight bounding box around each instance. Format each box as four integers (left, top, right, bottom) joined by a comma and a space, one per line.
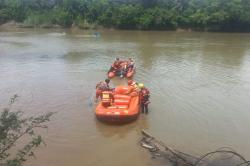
96, 82, 100, 89
125, 87, 133, 95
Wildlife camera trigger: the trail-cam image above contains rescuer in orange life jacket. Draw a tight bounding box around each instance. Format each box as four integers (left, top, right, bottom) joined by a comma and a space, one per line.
95, 79, 112, 101
108, 58, 122, 74
127, 80, 139, 97
138, 83, 150, 114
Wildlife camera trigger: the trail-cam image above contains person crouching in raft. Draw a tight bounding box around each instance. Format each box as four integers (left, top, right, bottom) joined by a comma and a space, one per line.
138, 83, 150, 114
95, 79, 112, 101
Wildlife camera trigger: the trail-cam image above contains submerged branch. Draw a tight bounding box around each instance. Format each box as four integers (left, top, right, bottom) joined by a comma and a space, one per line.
140, 130, 250, 166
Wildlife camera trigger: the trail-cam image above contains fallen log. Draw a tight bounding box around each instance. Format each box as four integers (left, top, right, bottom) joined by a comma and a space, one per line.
140, 130, 250, 166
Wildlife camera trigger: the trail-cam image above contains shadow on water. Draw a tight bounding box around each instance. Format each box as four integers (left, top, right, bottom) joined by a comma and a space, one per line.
94, 118, 138, 138
94, 113, 150, 139
61, 51, 90, 63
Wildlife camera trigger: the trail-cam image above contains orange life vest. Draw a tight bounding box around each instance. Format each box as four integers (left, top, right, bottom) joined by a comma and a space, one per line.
128, 82, 139, 96
101, 91, 113, 107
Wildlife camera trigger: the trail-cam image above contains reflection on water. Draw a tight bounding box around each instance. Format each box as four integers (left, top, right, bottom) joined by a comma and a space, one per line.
1, 30, 250, 166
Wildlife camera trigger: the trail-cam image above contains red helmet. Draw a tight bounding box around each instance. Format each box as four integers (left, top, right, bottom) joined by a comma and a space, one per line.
128, 80, 133, 85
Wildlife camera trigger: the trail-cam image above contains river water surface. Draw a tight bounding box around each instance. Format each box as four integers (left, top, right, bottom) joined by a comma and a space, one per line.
1, 29, 250, 166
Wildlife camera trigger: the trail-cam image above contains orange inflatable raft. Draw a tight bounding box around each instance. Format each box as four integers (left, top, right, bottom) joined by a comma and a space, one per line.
108, 61, 135, 78
95, 86, 140, 123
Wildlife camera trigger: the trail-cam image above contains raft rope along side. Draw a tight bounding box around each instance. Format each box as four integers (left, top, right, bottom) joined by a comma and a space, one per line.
140, 130, 250, 166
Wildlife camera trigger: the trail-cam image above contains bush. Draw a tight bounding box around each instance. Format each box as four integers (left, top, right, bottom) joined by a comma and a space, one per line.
23, 11, 53, 27
51, 8, 73, 28
0, 95, 54, 166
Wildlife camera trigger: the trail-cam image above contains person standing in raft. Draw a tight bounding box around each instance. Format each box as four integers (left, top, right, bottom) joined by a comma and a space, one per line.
95, 79, 111, 101
138, 84, 150, 114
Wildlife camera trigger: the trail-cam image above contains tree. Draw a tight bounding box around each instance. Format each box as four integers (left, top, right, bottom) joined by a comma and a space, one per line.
0, 8, 10, 24
0, 95, 54, 166
1, 0, 250, 31
114, 4, 142, 29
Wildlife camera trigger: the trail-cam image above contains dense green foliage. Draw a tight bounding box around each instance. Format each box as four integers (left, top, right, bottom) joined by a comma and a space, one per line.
0, 0, 250, 31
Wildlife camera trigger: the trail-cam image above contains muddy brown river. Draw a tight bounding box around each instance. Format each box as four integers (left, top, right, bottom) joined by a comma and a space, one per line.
1, 29, 250, 166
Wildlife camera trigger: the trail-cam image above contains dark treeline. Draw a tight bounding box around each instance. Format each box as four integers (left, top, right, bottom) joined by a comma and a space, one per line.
0, 0, 250, 31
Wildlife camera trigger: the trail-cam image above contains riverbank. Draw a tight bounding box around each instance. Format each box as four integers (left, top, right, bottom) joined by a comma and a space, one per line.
2, 21, 249, 33
0, 21, 178, 31
0, 21, 207, 32
0, 21, 66, 30
0, 21, 174, 33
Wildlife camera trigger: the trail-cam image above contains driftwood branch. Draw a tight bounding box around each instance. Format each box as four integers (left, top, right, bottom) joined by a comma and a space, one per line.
140, 130, 250, 166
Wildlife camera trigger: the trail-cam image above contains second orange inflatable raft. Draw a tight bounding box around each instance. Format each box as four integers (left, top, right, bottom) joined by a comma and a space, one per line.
108, 61, 136, 78
108, 68, 135, 78
95, 86, 140, 123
